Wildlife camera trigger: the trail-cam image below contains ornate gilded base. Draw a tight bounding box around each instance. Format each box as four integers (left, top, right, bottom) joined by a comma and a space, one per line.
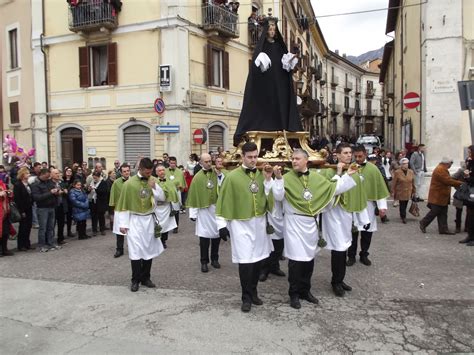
223, 131, 328, 168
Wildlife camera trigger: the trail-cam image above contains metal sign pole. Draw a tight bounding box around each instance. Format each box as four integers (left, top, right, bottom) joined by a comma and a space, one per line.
465, 83, 474, 144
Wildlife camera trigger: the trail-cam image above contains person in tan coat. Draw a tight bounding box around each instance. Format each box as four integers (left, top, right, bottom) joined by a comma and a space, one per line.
391, 158, 416, 223
419, 157, 463, 234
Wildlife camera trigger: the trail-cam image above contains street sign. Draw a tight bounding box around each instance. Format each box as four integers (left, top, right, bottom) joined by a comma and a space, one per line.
156, 125, 179, 133
457, 80, 474, 111
193, 128, 207, 144
154, 98, 166, 114
403, 92, 420, 109
159, 65, 172, 92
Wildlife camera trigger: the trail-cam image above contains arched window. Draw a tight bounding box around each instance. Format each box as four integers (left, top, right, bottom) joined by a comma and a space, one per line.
208, 124, 225, 152
123, 124, 151, 164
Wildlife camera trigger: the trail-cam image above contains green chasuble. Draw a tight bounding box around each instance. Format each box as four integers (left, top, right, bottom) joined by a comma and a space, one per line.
323, 169, 367, 213
109, 177, 128, 207
155, 177, 179, 203
360, 162, 390, 201
115, 175, 155, 214
216, 167, 269, 220
283, 169, 337, 216
186, 169, 218, 209
165, 168, 186, 190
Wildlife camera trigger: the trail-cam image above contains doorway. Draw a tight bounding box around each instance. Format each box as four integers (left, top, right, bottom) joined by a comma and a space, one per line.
60, 128, 83, 168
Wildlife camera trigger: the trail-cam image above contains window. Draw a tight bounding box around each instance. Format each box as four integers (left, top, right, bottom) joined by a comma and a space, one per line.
208, 124, 225, 152
331, 92, 336, 106
78, 42, 117, 88
8, 29, 18, 69
123, 125, 151, 164
10, 101, 19, 124
344, 96, 349, 109
367, 80, 374, 89
206, 44, 229, 89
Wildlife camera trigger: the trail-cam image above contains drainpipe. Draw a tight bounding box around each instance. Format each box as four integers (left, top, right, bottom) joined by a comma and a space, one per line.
40, 0, 51, 165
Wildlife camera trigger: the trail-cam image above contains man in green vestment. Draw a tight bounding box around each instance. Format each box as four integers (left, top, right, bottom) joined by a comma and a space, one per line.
109, 163, 131, 258
165, 156, 186, 234
114, 158, 166, 292
347, 145, 390, 267
216, 142, 274, 313
154, 164, 178, 249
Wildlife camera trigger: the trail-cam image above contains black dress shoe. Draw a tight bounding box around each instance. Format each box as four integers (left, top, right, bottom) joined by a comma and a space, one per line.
18, 247, 28, 252
270, 269, 286, 277
2, 250, 14, 256
251, 295, 263, 306
290, 296, 301, 309
173, 228, 178, 234
78, 236, 88, 240
332, 283, 345, 297
241, 302, 251, 312
341, 282, 352, 291
455, 227, 461, 233
419, 222, 426, 233
141, 279, 156, 288
201, 264, 209, 273
114, 249, 124, 258
130, 281, 139, 292
259, 272, 268, 282
211, 260, 221, 269
162, 241, 167, 249
401, 218, 407, 224
92, 231, 97, 237
459, 236, 474, 243
439, 230, 455, 235
346, 257, 356, 266
101, 230, 106, 236
301, 292, 319, 304
467, 241, 474, 246
360, 256, 372, 266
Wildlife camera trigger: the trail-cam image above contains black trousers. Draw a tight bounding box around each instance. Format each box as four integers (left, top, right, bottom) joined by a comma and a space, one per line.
455, 207, 468, 230
116, 234, 124, 250
174, 213, 180, 228
55, 204, 65, 242
420, 204, 448, 232
131, 259, 153, 283
331, 250, 347, 284
90, 201, 105, 232
348, 231, 372, 258
466, 206, 474, 239
288, 258, 314, 298
76, 220, 87, 237
66, 205, 73, 235
1, 217, 11, 254
399, 200, 409, 219
199, 237, 220, 264
261, 239, 284, 274
238, 261, 262, 303
17, 209, 32, 249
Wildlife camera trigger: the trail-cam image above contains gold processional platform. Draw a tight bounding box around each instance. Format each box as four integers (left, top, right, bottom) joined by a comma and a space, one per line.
223, 131, 330, 169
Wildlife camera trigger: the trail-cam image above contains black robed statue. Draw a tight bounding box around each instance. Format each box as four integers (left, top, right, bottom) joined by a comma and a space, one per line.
233, 18, 302, 146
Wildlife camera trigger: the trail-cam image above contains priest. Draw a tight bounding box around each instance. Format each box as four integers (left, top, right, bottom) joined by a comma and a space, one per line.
165, 157, 186, 233
154, 164, 178, 249
216, 142, 274, 313
109, 163, 131, 258
272, 149, 357, 309
186, 153, 222, 273
347, 145, 390, 267
233, 17, 302, 146
319, 143, 370, 297
114, 158, 166, 292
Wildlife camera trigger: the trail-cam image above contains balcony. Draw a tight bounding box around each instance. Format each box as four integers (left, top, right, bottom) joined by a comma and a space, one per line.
202, 4, 239, 39
343, 107, 355, 117
68, 2, 118, 33
355, 85, 361, 96
331, 75, 339, 87
366, 87, 375, 98
364, 108, 379, 116
330, 103, 341, 115
344, 81, 353, 92
314, 63, 323, 81
298, 97, 320, 117
320, 73, 327, 86
386, 83, 394, 98
248, 25, 262, 47
355, 108, 362, 117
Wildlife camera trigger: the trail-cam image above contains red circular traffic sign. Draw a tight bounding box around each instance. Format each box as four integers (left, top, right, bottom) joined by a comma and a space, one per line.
403, 92, 420, 109
154, 98, 166, 114
193, 128, 207, 145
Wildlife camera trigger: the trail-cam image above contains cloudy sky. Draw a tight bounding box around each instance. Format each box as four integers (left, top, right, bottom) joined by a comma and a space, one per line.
310, 0, 389, 56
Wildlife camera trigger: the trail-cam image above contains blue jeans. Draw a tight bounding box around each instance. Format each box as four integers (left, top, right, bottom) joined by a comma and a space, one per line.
32, 202, 38, 225
37, 208, 56, 248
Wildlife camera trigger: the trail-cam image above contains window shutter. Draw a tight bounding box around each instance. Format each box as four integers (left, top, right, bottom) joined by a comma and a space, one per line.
107, 42, 117, 85
9, 101, 19, 124
223, 51, 229, 90
206, 44, 213, 87
79, 46, 90, 88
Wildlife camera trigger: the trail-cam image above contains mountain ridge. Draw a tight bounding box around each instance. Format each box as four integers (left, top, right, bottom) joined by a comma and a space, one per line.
346, 47, 384, 65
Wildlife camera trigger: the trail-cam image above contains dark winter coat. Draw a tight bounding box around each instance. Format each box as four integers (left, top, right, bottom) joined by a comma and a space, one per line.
69, 188, 90, 221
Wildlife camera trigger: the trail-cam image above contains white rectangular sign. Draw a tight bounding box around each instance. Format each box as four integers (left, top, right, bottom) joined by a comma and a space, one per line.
160, 64, 171, 92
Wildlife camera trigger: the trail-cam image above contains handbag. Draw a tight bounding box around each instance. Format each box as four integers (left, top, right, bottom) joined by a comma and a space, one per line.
408, 200, 420, 217
9, 202, 22, 223
453, 183, 474, 203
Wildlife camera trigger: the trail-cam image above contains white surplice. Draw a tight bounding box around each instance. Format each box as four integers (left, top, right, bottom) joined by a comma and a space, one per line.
155, 201, 177, 234
189, 204, 219, 239
217, 180, 274, 264
113, 185, 166, 260
272, 174, 356, 261
356, 199, 387, 233
267, 200, 284, 240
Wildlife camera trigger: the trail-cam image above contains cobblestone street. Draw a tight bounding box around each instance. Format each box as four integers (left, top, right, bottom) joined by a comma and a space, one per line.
1, 204, 473, 353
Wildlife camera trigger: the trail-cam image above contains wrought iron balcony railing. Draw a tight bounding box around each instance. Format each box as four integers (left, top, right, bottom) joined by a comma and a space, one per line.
202, 4, 239, 38
68, 2, 118, 33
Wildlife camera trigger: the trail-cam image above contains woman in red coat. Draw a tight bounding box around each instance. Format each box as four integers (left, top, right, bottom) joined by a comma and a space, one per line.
0, 179, 14, 256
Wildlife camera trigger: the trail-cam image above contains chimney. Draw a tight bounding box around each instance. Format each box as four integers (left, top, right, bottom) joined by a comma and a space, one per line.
343, 53, 346, 58
335, 49, 339, 55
